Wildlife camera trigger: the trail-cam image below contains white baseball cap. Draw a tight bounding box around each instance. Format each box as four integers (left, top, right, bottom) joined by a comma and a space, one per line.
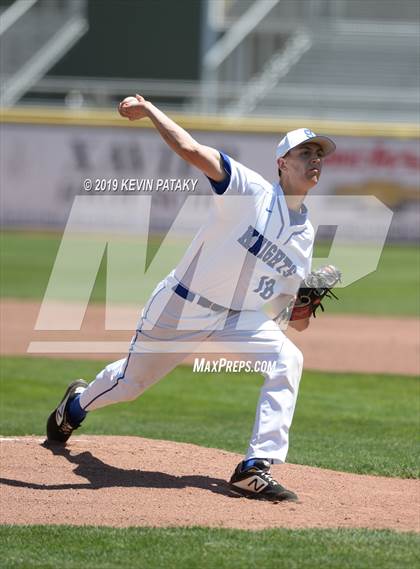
275, 128, 336, 160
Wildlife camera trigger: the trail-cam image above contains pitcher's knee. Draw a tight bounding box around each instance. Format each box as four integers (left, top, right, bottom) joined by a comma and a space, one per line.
293, 345, 304, 374
280, 340, 304, 385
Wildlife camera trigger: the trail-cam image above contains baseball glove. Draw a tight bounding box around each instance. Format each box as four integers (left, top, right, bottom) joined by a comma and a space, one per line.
289, 264, 341, 321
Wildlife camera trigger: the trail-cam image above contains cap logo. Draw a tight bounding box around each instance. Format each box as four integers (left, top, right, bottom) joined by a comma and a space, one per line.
304, 129, 316, 138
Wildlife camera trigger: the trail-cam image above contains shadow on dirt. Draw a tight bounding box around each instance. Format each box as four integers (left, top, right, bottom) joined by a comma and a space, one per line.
0, 440, 240, 499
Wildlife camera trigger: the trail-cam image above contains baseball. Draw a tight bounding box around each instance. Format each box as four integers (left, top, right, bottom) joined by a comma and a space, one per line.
121, 96, 138, 107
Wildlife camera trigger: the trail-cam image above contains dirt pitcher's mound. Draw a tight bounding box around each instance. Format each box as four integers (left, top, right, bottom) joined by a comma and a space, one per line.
0, 436, 418, 533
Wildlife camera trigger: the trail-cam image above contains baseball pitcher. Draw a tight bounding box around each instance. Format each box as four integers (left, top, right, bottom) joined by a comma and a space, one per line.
46, 94, 340, 502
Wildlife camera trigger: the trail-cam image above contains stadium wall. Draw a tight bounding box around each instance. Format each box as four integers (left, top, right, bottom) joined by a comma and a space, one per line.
1, 108, 418, 241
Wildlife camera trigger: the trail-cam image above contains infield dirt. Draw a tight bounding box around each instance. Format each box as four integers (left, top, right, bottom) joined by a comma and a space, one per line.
0, 436, 419, 532
1, 299, 419, 375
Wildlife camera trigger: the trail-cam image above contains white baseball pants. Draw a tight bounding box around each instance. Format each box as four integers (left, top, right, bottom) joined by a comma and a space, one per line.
79, 274, 303, 464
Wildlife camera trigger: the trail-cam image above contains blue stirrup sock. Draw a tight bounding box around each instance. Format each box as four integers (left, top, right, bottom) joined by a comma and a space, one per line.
68, 394, 87, 426
242, 458, 272, 470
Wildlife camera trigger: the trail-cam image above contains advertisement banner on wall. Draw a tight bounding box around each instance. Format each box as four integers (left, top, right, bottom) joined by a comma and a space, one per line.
1, 122, 418, 240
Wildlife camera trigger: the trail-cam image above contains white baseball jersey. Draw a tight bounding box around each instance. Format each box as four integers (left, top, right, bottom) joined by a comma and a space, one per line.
174, 153, 314, 310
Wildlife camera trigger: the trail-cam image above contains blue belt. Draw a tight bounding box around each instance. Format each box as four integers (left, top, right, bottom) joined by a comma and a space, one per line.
173, 283, 228, 313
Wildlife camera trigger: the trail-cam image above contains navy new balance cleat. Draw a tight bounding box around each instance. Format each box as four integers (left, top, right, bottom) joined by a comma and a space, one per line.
46, 380, 88, 443
229, 459, 298, 502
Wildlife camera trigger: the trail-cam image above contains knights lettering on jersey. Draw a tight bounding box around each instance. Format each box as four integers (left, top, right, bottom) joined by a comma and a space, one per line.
238, 225, 297, 277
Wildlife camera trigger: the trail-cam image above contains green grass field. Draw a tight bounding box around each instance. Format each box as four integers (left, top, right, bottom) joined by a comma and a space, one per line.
1, 230, 419, 315
0, 526, 418, 569
0, 230, 188, 306
1, 230, 419, 567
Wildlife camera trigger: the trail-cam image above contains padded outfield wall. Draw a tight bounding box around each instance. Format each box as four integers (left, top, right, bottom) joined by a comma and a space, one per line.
1, 108, 418, 242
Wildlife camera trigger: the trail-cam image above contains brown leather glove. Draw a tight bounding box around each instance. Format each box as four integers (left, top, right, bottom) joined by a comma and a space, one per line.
290, 264, 342, 321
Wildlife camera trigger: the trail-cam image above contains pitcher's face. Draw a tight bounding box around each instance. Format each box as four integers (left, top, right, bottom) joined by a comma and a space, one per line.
279, 142, 325, 190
